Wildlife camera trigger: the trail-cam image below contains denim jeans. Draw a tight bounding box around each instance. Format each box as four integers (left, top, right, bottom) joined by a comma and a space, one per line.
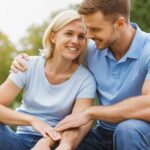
0, 124, 42, 150
77, 119, 150, 150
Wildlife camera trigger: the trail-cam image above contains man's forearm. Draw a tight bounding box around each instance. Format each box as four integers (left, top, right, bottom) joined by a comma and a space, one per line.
87, 95, 150, 123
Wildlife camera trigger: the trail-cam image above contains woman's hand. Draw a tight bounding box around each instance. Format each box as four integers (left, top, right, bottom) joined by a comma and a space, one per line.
10, 53, 29, 73
30, 117, 61, 141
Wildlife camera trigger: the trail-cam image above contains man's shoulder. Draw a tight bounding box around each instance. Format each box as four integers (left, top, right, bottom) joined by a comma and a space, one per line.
141, 32, 150, 53
143, 32, 150, 43
78, 64, 94, 77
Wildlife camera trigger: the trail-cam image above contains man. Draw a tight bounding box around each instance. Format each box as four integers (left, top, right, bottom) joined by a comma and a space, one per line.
11, 0, 150, 149
55, 0, 150, 150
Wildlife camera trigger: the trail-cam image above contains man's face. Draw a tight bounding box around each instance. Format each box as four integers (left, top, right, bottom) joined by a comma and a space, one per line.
82, 11, 119, 50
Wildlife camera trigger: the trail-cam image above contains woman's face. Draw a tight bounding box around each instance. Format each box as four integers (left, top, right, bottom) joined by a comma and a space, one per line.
51, 20, 86, 61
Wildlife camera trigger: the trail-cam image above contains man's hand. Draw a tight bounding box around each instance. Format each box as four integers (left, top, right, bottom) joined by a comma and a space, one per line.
55, 111, 91, 132
10, 53, 29, 73
30, 117, 61, 141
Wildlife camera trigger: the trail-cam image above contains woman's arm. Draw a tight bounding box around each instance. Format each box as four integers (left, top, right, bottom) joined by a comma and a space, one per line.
56, 80, 150, 131
0, 78, 36, 125
0, 78, 21, 106
35, 99, 94, 150
0, 78, 60, 140
31, 137, 54, 150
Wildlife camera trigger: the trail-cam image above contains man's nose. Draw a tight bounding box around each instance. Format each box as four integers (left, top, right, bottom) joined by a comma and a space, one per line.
86, 30, 95, 39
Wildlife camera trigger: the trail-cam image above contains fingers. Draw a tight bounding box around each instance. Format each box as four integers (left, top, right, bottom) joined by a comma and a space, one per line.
10, 53, 29, 73
55, 117, 74, 132
20, 53, 30, 60
47, 128, 61, 141
10, 65, 19, 73
56, 122, 74, 132
41, 127, 61, 141
10, 60, 27, 72
40, 129, 49, 138
15, 54, 28, 70
31, 117, 61, 141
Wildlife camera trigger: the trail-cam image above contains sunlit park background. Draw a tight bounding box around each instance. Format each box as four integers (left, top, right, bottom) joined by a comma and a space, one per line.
0, 0, 150, 118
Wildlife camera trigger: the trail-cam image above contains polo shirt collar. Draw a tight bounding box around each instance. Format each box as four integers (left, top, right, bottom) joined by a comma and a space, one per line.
104, 23, 145, 62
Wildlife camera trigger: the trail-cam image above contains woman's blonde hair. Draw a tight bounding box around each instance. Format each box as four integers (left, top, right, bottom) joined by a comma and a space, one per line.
40, 9, 87, 64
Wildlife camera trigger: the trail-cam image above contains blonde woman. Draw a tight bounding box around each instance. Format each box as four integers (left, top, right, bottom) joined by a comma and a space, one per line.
0, 10, 96, 150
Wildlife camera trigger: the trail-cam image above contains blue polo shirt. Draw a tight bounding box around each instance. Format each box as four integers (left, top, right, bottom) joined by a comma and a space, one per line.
87, 23, 150, 130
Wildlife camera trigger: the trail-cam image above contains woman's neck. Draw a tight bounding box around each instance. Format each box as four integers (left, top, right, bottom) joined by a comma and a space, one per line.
44, 56, 79, 85
45, 57, 74, 75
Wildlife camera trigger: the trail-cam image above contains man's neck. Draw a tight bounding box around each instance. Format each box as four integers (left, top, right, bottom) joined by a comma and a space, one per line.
110, 25, 136, 61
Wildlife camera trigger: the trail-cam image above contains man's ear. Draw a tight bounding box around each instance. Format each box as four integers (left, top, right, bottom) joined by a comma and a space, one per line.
50, 32, 56, 43
114, 16, 126, 30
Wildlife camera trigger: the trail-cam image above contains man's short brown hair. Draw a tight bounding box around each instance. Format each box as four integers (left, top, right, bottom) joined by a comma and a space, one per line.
78, 0, 130, 21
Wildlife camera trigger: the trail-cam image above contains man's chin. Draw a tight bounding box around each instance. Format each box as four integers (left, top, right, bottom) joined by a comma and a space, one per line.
98, 48, 105, 51
96, 45, 105, 51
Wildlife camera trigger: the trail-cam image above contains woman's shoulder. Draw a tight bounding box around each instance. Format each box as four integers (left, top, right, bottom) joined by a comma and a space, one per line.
26, 55, 44, 69
77, 64, 94, 78
27, 55, 43, 63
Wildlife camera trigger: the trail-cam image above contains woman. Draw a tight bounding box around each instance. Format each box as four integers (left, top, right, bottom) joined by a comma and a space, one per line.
0, 10, 96, 150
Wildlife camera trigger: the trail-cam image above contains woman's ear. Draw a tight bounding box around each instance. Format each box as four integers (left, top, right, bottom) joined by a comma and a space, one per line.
50, 32, 56, 43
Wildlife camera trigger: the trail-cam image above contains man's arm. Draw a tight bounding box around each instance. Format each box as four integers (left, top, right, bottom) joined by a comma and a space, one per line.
87, 79, 150, 123
56, 80, 150, 131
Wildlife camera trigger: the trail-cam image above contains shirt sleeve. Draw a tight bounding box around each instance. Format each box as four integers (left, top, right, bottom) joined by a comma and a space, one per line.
8, 56, 39, 88
76, 74, 96, 99
145, 57, 150, 80
8, 58, 33, 89
8, 70, 27, 89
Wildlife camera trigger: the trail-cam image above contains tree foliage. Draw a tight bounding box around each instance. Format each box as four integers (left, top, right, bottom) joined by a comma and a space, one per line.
131, 0, 150, 32
18, 22, 49, 55
0, 31, 16, 83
